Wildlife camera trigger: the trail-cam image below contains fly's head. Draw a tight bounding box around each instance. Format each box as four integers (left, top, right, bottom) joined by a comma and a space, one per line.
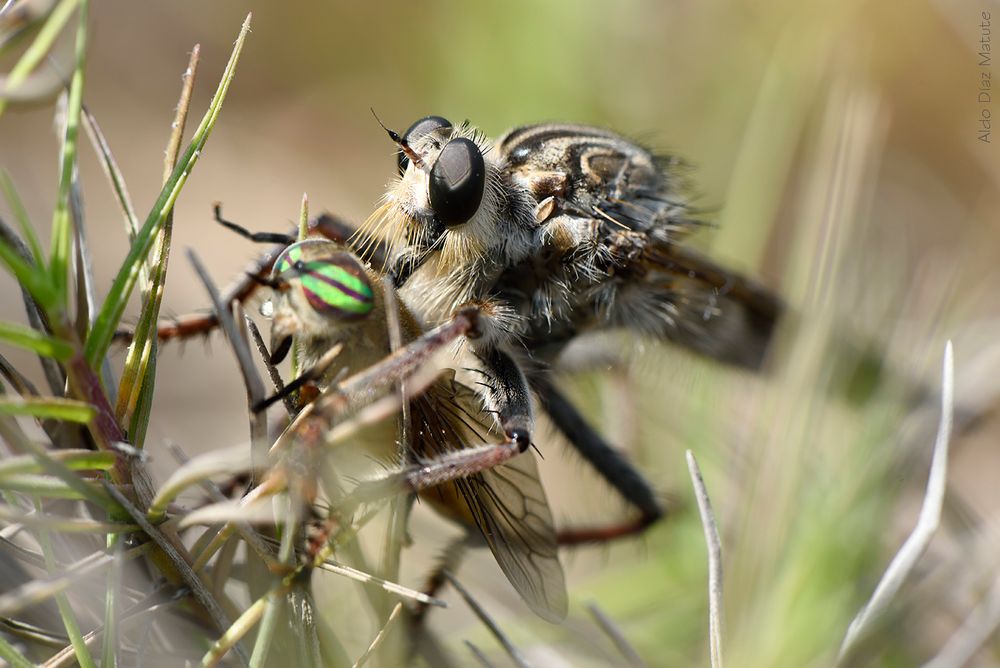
359, 115, 508, 280
264, 240, 378, 366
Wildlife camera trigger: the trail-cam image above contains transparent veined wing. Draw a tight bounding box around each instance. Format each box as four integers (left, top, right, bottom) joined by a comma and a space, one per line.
411, 372, 567, 622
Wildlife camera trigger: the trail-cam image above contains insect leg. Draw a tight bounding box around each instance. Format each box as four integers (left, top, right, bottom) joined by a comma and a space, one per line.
254, 343, 345, 413
530, 373, 666, 544
112, 250, 278, 345
279, 306, 485, 441
470, 345, 534, 450
343, 440, 523, 511
212, 203, 297, 245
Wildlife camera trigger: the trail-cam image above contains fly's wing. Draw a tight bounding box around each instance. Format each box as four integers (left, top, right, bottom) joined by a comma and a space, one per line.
462, 436, 568, 622
636, 241, 783, 369
412, 371, 567, 622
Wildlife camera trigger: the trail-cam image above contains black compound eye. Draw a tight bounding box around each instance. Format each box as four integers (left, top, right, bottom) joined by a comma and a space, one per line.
429, 138, 486, 227
396, 115, 452, 175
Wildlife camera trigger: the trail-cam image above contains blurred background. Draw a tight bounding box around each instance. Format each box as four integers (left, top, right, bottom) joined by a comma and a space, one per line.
2, 0, 1000, 665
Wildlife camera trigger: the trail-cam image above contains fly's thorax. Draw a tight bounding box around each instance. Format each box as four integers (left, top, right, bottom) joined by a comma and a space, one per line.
497, 123, 690, 239
396, 249, 507, 331
265, 240, 418, 377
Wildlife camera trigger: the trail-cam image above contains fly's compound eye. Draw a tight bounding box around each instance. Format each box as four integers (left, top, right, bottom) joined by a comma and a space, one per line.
397, 115, 452, 175
274, 245, 375, 321
429, 137, 486, 227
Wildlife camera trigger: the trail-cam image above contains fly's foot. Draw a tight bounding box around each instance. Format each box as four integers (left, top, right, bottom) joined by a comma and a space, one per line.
507, 428, 532, 453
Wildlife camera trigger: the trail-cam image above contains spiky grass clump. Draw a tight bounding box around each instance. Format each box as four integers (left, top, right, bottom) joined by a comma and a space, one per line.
0, 6, 285, 665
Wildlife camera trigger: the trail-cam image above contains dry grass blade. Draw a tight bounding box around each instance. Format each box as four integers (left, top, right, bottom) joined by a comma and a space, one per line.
465, 641, 498, 668
0, 506, 133, 532
586, 601, 647, 668
0, 545, 148, 617
99, 481, 250, 667
246, 588, 284, 668
165, 442, 277, 567
921, 573, 1000, 668
442, 570, 531, 668
41, 591, 176, 668
179, 495, 280, 528
83, 12, 252, 367
186, 249, 268, 469
245, 315, 295, 415
686, 450, 724, 668
839, 341, 955, 661
147, 444, 253, 523
315, 559, 446, 607
200, 589, 270, 668
114, 44, 200, 447
163, 43, 199, 179
81, 106, 139, 241
351, 601, 404, 668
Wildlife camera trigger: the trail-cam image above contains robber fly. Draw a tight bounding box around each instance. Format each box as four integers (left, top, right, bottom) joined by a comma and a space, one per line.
241, 228, 567, 622
123, 117, 781, 545
353, 116, 783, 540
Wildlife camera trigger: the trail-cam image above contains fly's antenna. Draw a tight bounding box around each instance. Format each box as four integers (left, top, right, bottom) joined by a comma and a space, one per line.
371, 108, 423, 168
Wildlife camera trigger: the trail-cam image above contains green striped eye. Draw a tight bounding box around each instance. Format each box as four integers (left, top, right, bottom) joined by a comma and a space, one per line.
274, 243, 375, 320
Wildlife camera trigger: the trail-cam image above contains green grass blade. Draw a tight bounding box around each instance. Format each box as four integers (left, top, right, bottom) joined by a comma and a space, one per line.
248, 590, 285, 668
0, 450, 115, 477
0, 169, 44, 266
0, 549, 131, 617
0, 320, 74, 360
0, 507, 135, 533
37, 510, 97, 668
102, 482, 250, 666
100, 535, 124, 667
0, 220, 66, 393
0, 0, 78, 118
118, 40, 197, 442
0, 396, 95, 422
83, 13, 252, 368
81, 107, 140, 242
0, 234, 59, 310
47, 0, 88, 311
0, 473, 103, 500
0, 414, 116, 510
202, 591, 270, 667
0, 634, 34, 668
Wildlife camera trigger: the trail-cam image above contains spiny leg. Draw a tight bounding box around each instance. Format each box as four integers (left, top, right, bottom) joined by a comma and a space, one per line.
530, 373, 665, 544
304, 312, 534, 527
342, 439, 526, 514
470, 345, 534, 450
269, 305, 485, 439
